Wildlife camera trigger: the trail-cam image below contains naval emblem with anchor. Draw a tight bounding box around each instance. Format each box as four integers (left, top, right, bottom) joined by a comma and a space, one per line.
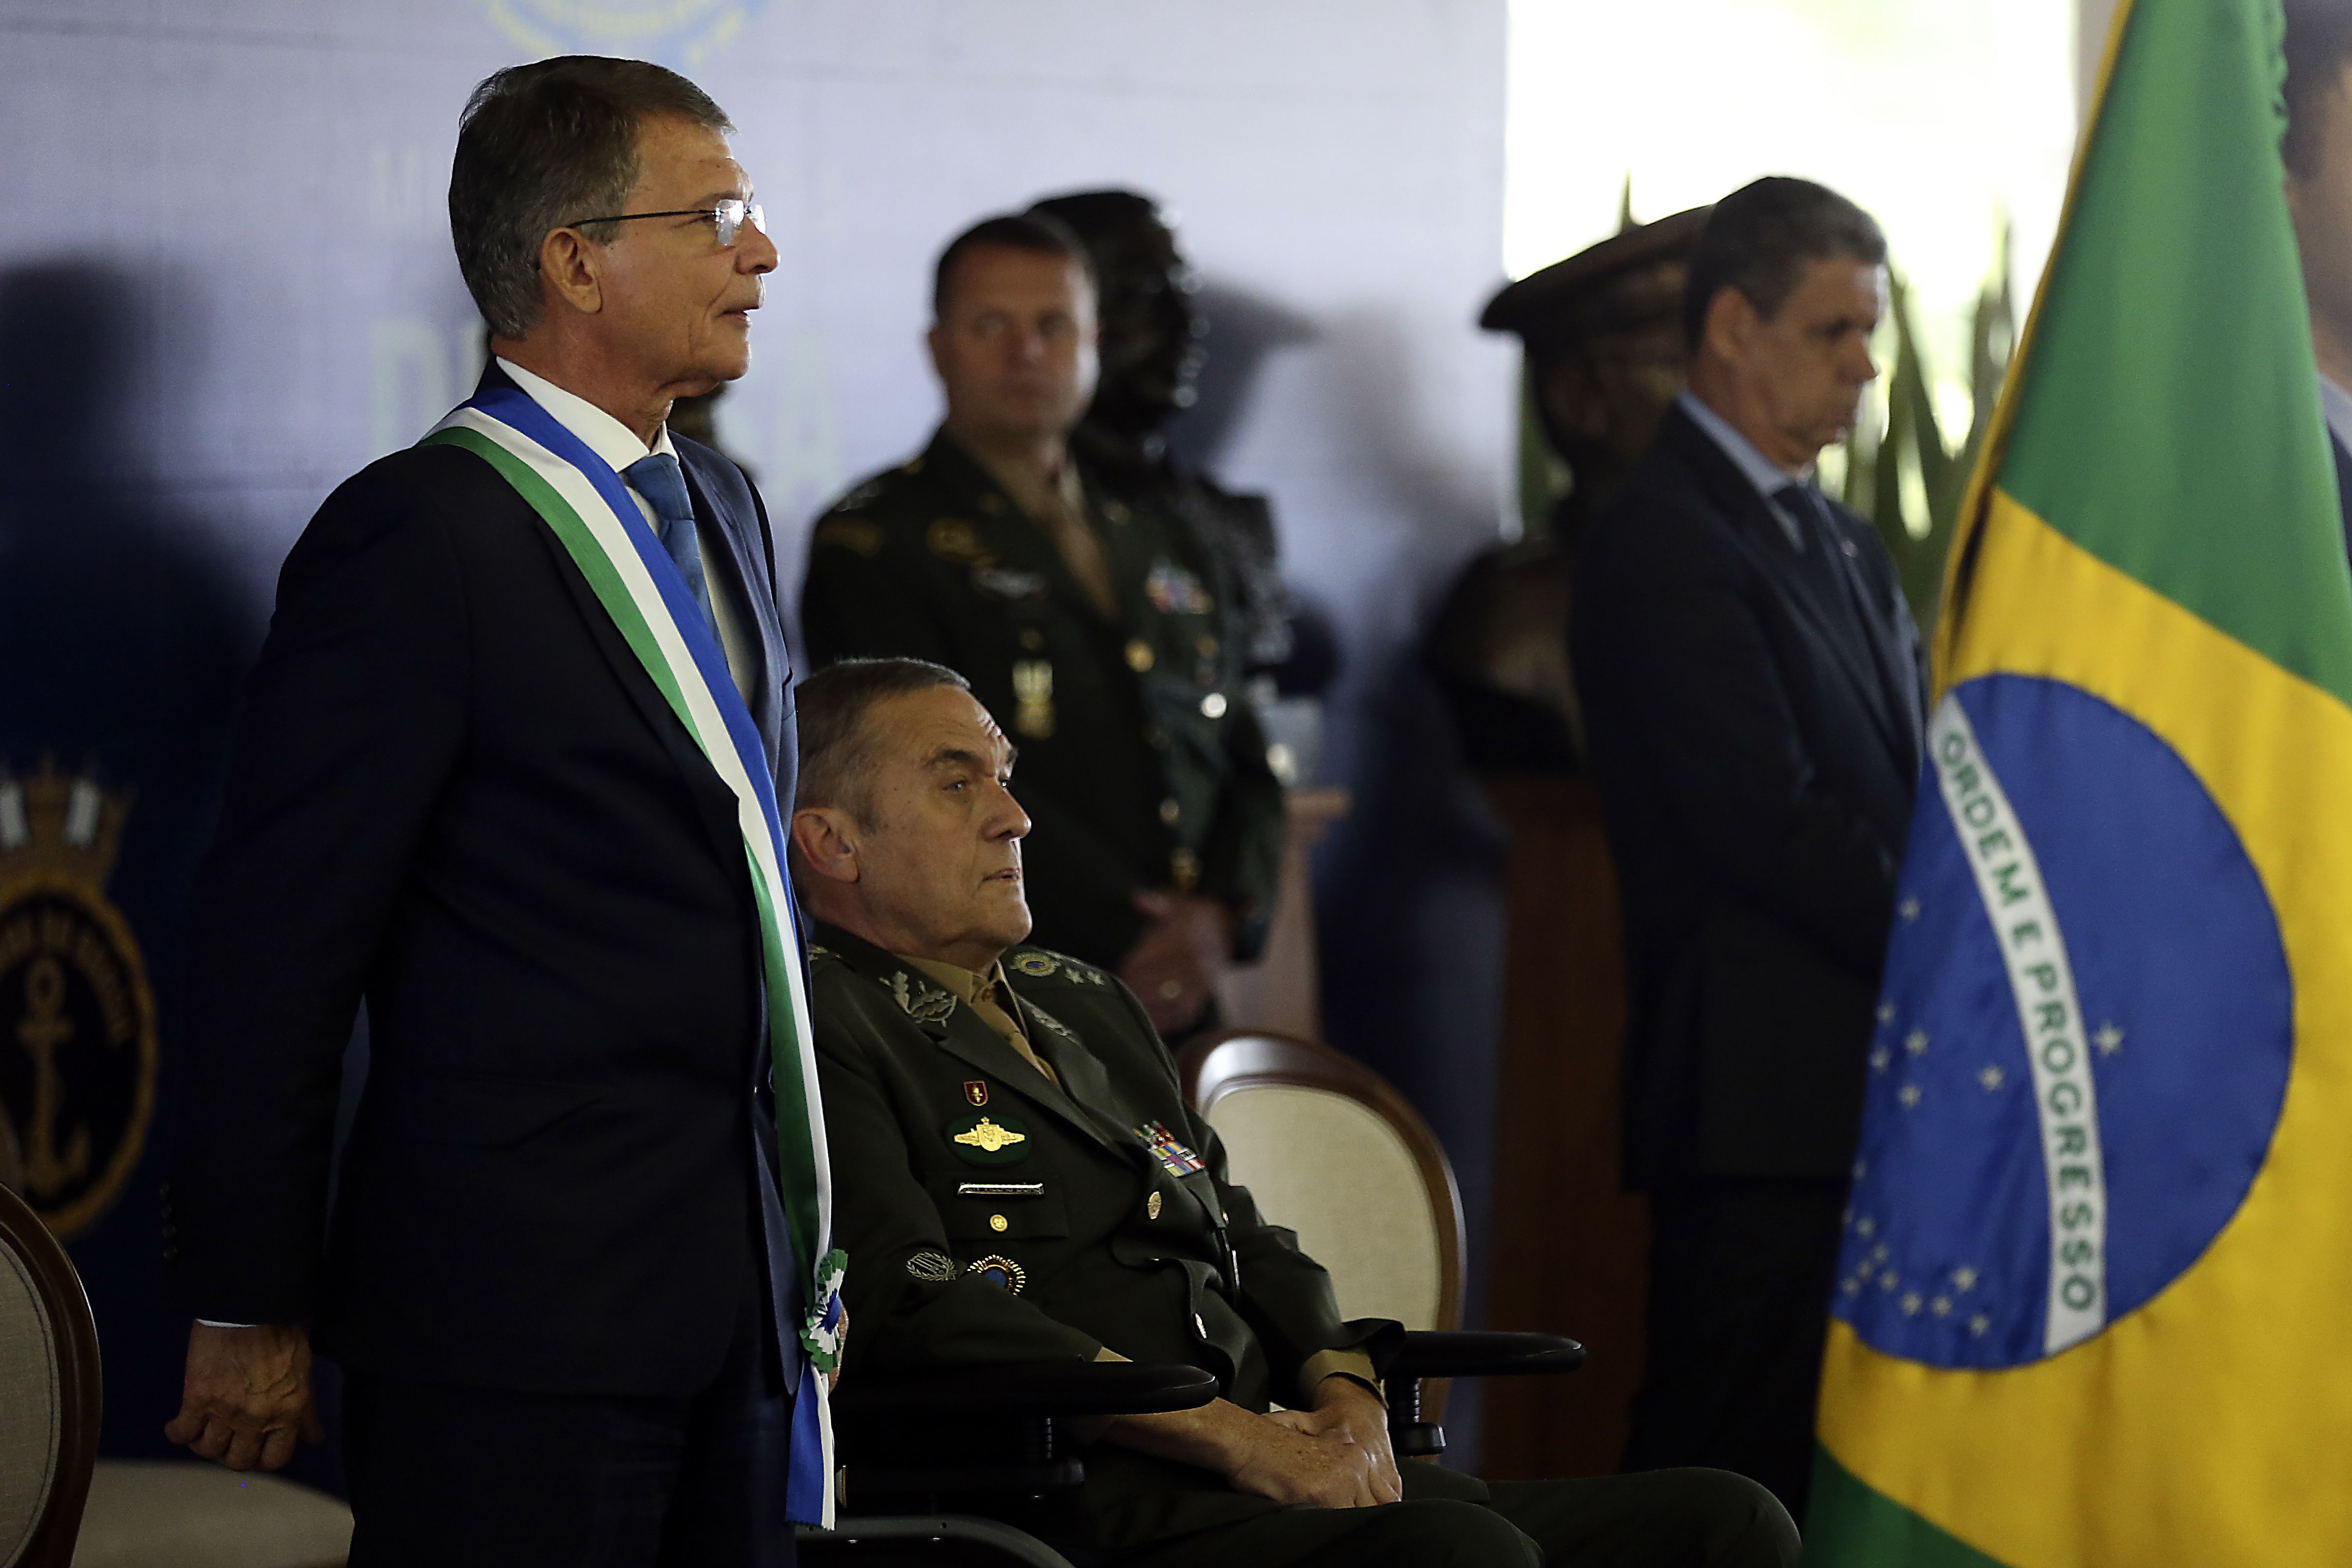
0, 759, 158, 1239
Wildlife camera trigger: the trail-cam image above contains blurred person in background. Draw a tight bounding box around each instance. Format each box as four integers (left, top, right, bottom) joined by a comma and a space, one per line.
1570, 177, 1927, 1518
2284, 0, 2352, 547
801, 211, 1283, 1040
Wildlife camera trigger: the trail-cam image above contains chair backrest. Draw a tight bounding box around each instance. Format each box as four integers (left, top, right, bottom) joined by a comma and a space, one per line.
1178, 1032, 1463, 1337
0, 1109, 22, 1197
0, 1181, 98, 1568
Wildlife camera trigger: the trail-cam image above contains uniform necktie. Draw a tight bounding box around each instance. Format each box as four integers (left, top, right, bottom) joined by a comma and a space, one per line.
1040, 466, 1120, 620
623, 452, 717, 635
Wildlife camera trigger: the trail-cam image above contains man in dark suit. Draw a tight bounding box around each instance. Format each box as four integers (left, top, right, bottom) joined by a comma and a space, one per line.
1570, 177, 1927, 1518
162, 58, 818, 1566
790, 656, 1797, 1568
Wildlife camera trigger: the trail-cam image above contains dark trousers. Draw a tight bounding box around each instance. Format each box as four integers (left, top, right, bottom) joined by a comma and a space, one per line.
1622, 1179, 1848, 1521
344, 1261, 794, 1568
1105, 1463, 1795, 1568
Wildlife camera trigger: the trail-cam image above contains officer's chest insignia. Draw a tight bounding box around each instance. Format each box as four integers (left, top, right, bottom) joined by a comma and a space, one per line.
890, 971, 957, 1026
949, 1112, 1031, 1164
1145, 559, 1214, 616
1135, 1120, 1208, 1176
906, 1249, 957, 1282
928, 518, 991, 564
812, 517, 883, 556
968, 1254, 1027, 1294
963, 1079, 989, 1107
973, 564, 1048, 601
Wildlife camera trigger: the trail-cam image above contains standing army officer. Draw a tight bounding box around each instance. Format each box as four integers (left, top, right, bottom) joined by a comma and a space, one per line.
800, 211, 1283, 1037
788, 656, 1796, 1568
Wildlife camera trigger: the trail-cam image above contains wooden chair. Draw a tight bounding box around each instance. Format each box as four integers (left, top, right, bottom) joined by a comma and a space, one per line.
0, 1179, 99, 1568
1180, 1030, 1583, 1455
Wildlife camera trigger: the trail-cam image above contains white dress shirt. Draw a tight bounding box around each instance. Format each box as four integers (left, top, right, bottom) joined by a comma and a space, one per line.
1677, 389, 1811, 551
498, 357, 761, 703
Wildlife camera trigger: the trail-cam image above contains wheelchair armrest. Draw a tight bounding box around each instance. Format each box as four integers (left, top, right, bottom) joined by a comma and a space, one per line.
1388, 1330, 1586, 1381
833, 1359, 1218, 1425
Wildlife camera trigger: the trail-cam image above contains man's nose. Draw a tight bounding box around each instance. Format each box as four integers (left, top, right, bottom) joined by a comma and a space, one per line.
739, 220, 779, 276
990, 785, 1032, 841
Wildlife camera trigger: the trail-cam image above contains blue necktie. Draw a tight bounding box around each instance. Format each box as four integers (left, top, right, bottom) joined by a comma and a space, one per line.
624, 452, 718, 636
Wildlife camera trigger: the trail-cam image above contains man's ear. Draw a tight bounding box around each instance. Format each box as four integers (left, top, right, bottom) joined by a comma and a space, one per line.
925, 322, 951, 382
1701, 285, 1756, 367
537, 226, 606, 320
790, 805, 861, 885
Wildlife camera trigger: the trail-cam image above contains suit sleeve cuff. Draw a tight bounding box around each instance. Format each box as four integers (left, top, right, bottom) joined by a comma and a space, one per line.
1298, 1348, 1382, 1405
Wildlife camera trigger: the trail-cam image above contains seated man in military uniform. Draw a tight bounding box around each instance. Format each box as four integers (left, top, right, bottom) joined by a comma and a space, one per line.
800, 210, 1283, 1040
789, 656, 1796, 1568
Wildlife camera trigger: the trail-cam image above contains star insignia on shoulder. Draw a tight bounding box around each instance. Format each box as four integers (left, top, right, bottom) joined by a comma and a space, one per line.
2094, 1023, 2125, 1056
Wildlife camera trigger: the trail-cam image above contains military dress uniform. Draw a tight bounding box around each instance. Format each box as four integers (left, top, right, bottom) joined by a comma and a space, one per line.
801, 432, 1284, 968
809, 924, 1797, 1568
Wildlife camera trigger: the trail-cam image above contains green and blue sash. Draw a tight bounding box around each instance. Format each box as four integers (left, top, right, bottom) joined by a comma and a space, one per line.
425, 386, 843, 1526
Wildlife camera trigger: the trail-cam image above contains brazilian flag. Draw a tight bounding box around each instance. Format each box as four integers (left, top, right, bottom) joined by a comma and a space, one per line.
1804, 0, 2352, 1563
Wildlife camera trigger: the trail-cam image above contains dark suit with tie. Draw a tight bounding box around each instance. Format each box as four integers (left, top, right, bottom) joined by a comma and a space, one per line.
1570, 401, 1927, 1515
167, 364, 803, 1566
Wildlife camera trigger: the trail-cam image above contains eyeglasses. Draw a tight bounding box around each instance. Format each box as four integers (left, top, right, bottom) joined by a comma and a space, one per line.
564, 199, 766, 247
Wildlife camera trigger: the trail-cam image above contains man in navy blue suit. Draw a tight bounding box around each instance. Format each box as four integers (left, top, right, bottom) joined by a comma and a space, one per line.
164, 58, 813, 1566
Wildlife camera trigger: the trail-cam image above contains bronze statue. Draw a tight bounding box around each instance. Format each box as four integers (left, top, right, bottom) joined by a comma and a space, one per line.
1429, 207, 1708, 771
1028, 189, 1295, 678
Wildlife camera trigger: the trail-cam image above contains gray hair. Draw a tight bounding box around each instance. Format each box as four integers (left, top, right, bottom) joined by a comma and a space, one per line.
449, 56, 732, 340
795, 658, 974, 825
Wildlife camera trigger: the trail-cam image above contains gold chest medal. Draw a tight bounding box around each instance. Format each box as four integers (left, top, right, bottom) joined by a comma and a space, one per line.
948, 1112, 1031, 1166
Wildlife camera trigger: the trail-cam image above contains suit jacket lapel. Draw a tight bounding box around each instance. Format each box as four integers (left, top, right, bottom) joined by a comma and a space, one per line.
677, 450, 787, 764
1663, 410, 1910, 767
1010, 990, 1153, 1153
